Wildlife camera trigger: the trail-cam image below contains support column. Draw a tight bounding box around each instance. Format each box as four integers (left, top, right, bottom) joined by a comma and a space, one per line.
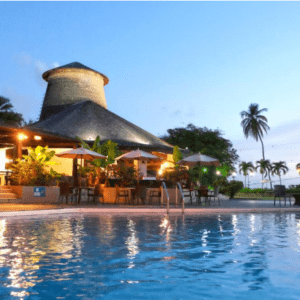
16, 142, 22, 159
72, 144, 79, 187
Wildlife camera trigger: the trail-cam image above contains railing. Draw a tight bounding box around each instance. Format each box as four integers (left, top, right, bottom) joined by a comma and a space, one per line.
176, 182, 185, 214
161, 181, 170, 214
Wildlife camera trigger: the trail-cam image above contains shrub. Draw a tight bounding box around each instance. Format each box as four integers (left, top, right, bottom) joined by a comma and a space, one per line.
221, 180, 243, 199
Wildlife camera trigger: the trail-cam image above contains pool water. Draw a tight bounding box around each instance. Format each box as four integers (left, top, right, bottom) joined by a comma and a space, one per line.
0, 213, 300, 300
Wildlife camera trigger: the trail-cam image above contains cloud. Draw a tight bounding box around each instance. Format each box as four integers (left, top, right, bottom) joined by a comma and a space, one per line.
12, 52, 59, 86
34, 61, 48, 86
53, 62, 60, 68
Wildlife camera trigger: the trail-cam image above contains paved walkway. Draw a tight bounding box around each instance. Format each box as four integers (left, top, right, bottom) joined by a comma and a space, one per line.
0, 198, 300, 218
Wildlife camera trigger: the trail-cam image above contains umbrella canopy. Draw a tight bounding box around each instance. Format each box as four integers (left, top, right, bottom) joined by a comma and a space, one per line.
116, 149, 162, 161
177, 152, 220, 167
56, 147, 106, 161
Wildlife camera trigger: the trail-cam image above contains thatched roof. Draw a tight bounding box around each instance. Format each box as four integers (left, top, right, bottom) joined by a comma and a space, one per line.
42, 62, 109, 85
29, 101, 174, 153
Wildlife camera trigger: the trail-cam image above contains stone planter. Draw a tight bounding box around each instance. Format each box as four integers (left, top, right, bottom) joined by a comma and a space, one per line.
10, 186, 60, 204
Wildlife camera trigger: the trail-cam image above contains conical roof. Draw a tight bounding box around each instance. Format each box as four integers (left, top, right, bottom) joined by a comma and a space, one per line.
42, 62, 109, 85
29, 101, 174, 153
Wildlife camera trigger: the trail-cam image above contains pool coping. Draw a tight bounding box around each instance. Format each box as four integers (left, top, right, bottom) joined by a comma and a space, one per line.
1, 206, 300, 218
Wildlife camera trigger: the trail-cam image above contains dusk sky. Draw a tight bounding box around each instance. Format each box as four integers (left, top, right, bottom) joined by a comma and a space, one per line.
1, 2, 300, 187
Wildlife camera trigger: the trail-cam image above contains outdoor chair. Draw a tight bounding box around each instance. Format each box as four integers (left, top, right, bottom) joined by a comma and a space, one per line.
182, 188, 193, 205
207, 187, 220, 206
149, 189, 161, 205
274, 185, 292, 206
115, 187, 130, 205
198, 187, 210, 206
87, 184, 104, 204
59, 182, 77, 204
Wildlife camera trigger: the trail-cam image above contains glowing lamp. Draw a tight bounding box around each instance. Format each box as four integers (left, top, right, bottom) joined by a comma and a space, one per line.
17, 133, 28, 141
216, 170, 221, 176
34, 135, 42, 140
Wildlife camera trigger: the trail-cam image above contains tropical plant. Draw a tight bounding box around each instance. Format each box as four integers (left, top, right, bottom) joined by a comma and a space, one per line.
9, 146, 61, 186
240, 103, 270, 159
271, 161, 289, 185
240, 104, 272, 188
219, 180, 243, 199
115, 165, 136, 187
76, 135, 122, 168
239, 161, 255, 188
0, 96, 24, 126
173, 145, 183, 165
255, 159, 272, 190
189, 165, 218, 188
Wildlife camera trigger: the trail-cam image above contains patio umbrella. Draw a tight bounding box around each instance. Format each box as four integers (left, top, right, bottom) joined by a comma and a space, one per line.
56, 147, 106, 168
116, 149, 162, 162
116, 149, 162, 178
177, 152, 220, 167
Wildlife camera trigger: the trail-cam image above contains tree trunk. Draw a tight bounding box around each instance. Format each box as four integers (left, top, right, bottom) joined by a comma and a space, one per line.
258, 134, 265, 160
258, 134, 273, 189
279, 174, 281, 185
245, 175, 246, 188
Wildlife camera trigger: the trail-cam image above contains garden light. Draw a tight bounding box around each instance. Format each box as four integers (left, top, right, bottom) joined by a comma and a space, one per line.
34, 135, 42, 140
216, 170, 221, 176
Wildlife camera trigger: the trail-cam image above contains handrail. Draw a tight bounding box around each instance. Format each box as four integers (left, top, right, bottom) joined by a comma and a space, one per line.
161, 181, 170, 214
176, 182, 185, 214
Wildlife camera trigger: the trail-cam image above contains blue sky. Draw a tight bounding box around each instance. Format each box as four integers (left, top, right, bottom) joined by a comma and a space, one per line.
1, 2, 300, 186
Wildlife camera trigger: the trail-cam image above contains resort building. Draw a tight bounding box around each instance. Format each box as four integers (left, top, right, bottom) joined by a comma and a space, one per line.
0, 62, 175, 183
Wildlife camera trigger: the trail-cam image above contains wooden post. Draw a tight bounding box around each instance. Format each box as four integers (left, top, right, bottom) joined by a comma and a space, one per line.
17, 141, 22, 159
73, 144, 79, 187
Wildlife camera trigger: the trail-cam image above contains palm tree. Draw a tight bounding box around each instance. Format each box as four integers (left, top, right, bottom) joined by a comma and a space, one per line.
256, 159, 272, 190
240, 104, 270, 159
271, 161, 289, 185
0, 96, 23, 126
239, 161, 254, 188
240, 103, 272, 188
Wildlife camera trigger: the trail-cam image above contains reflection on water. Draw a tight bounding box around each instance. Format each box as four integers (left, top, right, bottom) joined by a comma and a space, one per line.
0, 213, 299, 299
126, 219, 139, 269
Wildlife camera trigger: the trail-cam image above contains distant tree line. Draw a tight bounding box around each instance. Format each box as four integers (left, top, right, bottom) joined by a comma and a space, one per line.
160, 123, 239, 170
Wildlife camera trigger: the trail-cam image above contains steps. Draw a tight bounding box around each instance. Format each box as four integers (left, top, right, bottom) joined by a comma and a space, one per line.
0, 186, 19, 203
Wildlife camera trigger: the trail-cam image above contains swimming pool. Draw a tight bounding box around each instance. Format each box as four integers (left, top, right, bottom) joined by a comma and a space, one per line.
0, 212, 299, 299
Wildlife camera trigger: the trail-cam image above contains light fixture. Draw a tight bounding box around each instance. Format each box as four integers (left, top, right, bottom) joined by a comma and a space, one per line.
232, 172, 237, 177
34, 135, 42, 140
17, 133, 28, 141
216, 170, 221, 176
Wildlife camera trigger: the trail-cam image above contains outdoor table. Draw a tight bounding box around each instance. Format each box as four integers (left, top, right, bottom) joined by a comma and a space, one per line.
293, 194, 300, 206
73, 187, 95, 204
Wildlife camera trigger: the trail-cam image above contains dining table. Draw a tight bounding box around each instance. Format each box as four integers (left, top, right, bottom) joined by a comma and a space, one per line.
72, 186, 95, 204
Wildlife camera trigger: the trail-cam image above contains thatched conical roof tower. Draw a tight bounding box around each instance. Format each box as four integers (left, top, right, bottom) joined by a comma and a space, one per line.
40, 62, 109, 121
